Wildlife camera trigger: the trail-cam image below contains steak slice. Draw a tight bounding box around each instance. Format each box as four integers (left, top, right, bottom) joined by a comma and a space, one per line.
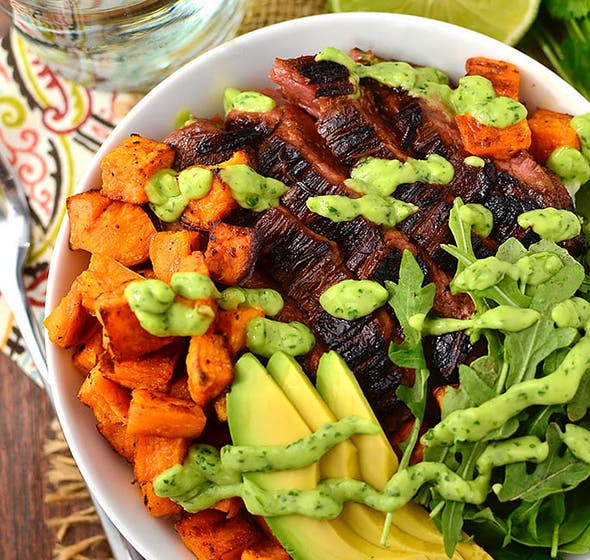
164, 117, 261, 169
253, 206, 410, 430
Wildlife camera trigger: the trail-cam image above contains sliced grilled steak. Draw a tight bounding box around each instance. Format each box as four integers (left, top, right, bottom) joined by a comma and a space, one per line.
164, 117, 261, 169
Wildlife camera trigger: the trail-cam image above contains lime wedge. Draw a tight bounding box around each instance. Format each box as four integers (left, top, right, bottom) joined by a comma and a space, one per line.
328, 0, 541, 45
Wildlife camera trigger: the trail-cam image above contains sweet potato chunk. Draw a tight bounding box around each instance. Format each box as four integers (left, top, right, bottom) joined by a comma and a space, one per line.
78, 361, 137, 459
43, 277, 96, 348
67, 191, 156, 266
72, 327, 104, 374
212, 497, 242, 519
215, 306, 265, 356
127, 388, 206, 438
107, 343, 183, 391
134, 435, 189, 517
96, 294, 175, 360
181, 174, 238, 230
78, 358, 131, 424
241, 538, 291, 560
149, 230, 203, 283
97, 420, 136, 462
205, 222, 258, 286
186, 333, 234, 406
175, 510, 262, 560
100, 135, 175, 204
528, 108, 581, 163
465, 56, 520, 99
456, 113, 531, 160
76, 253, 143, 314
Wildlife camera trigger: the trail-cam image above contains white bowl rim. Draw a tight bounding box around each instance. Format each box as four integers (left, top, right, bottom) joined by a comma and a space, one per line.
45, 11, 590, 560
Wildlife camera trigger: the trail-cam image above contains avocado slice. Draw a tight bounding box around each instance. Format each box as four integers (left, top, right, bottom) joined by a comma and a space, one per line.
316, 351, 491, 559
266, 351, 360, 478
268, 352, 468, 557
316, 351, 398, 490
227, 353, 423, 560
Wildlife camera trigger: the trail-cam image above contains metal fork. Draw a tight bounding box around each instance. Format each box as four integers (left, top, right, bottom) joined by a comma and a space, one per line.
0, 147, 145, 560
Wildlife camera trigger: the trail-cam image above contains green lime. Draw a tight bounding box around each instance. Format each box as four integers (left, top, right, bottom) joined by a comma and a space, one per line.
328, 0, 541, 45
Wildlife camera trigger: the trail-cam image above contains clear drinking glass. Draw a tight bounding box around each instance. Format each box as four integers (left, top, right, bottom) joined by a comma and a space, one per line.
0, 0, 245, 91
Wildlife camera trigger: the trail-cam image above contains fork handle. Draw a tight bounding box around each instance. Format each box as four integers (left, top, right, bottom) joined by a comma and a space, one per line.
3, 271, 50, 390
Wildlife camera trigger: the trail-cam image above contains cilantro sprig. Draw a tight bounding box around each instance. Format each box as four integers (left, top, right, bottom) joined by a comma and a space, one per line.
520, 0, 590, 99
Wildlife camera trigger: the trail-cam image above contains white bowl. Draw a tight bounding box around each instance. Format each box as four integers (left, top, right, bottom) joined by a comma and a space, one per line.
45, 12, 590, 560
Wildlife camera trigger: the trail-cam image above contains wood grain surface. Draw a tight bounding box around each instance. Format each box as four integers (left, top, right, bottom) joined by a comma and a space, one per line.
0, 354, 55, 559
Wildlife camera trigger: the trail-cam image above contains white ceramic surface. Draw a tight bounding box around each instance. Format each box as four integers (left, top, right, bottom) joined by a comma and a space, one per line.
45, 12, 590, 560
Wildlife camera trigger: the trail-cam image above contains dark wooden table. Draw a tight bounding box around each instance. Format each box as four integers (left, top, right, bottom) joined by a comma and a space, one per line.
0, 353, 55, 559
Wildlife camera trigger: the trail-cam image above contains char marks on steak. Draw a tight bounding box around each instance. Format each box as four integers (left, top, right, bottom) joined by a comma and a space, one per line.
164, 117, 262, 169
253, 206, 410, 429
165, 49, 580, 435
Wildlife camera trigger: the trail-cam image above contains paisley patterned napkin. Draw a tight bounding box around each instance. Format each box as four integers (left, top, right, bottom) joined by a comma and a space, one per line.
0, 30, 141, 385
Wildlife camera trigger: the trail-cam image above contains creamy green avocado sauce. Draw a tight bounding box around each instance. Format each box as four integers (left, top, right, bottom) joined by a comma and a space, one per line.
517, 208, 581, 243
306, 193, 417, 227
453, 251, 565, 292
543, 112, 590, 191
319, 279, 389, 320
246, 317, 315, 357
153, 405, 590, 519
218, 286, 284, 316
345, 154, 454, 197
458, 203, 493, 238
124, 275, 216, 337
315, 47, 527, 128
125, 274, 306, 361
224, 88, 277, 116
145, 163, 289, 221
145, 167, 213, 222
423, 329, 590, 446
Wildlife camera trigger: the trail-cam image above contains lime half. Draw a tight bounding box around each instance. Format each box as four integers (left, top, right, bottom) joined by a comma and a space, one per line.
328, 0, 541, 45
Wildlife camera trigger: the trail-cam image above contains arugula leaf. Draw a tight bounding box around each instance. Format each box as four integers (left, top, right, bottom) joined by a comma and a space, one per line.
442, 244, 531, 308
506, 494, 565, 550
385, 249, 435, 369
501, 241, 582, 388
396, 368, 429, 422
524, 405, 565, 439
504, 318, 577, 388
567, 368, 590, 421
496, 424, 590, 502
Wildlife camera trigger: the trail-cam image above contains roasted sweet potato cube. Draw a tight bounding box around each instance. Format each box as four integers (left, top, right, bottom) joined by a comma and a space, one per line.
107, 343, 183, 391
213, 392, 228, 423
528, 108, 581, 163
78, 358, 131, 425
186, 333, 234, 407
167, 374, 192, 400
72, 327, 105, 374
100, 135, 175, 204
241, 538, 291, 560
175, 510, 262, 560
177, 251, 210, 277
455, 113, 531, 160
215, 306, 265, 356
212, 497, 243, 519
205, 222, 258, 286
149, 230, 203, 283
96, 294, 175, 360
77, 253, 143, 314
67, 191, 156, 266
127, 388, 206, 438
465, 56, 520, 99
97, 420, 136, 463
181, 174, 238, 230
134, 434, 189, 517
43, 276, 96, 348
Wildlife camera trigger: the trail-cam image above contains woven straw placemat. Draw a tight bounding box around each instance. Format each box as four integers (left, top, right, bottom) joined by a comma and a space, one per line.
44, 2, 328, 559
